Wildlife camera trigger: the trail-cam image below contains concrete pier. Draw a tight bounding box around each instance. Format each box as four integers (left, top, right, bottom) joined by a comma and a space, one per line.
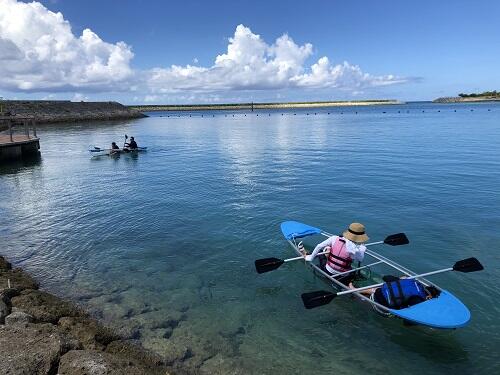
0, 117, 40, 162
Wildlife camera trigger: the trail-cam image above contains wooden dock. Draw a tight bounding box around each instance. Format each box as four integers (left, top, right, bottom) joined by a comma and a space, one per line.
0, 116, 40, 162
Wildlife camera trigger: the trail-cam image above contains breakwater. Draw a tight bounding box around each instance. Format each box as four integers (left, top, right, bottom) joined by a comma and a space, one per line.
130, 99, 402, 112
433, 96, 500, 103
0, 255, 173, 375
1, 100, 146, 123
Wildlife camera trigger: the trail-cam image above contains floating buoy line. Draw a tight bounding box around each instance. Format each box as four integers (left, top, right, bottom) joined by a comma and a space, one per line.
157, 108, 495, 119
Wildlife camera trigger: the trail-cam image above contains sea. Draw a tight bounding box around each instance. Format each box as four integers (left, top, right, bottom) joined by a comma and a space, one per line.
1, 101, 499, 374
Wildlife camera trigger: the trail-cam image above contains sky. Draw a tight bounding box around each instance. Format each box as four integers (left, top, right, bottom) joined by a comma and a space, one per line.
0, 0, 499, 104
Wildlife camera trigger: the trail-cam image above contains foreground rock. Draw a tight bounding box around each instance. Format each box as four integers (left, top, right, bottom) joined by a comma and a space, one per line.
0, 255, 174, 375
0, 323, 79, 375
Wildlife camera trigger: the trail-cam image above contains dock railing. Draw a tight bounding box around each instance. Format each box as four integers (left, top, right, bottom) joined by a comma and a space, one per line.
0, 116, 38, 143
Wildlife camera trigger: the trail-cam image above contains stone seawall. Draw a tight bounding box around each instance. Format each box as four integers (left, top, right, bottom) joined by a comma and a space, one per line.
0, 255, 173, 375
433, 96, 500, 103
1, 100, 147, 123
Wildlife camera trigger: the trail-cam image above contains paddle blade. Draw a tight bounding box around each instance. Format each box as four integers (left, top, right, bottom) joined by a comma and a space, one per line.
453, 257, 484, 273
255, 258, 284, 274
301, 290, 336, 309
384, 233, 409, 246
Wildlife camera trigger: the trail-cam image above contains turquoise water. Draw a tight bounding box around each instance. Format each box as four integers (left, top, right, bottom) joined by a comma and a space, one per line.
1, 102, 499, 374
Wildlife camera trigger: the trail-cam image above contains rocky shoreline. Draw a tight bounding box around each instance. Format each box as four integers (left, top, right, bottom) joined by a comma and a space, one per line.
0, 255, 174, 375
433, 96, 500, 103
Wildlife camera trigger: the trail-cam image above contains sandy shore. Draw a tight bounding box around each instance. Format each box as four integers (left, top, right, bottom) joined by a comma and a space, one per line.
130, 99, 403, 112
0, 255, 174, 375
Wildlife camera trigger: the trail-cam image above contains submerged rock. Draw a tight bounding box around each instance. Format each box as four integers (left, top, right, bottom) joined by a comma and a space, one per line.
58, 316, 120, 350
11, 289, 83, 323
0, 267, 39, 291
0, 256, 12, 270
58, 350, 170, 375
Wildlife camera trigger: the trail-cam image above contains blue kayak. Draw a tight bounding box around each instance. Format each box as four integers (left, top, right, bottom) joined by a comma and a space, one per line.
280, 220, 471, 329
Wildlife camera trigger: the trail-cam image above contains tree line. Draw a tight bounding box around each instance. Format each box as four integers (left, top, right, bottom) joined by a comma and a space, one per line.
458, 90, 499, 98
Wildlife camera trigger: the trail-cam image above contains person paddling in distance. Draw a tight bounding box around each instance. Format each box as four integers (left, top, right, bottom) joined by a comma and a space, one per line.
304, 222, 368, 285
125, 136, 138, 150
110, 142, 120, 154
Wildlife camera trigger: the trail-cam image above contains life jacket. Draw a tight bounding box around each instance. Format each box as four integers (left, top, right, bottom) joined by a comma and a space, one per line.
326, 237, 352, 273
381, 278, 428, 309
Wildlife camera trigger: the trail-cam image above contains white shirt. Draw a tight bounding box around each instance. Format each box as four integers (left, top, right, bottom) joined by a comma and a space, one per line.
305, 235, 366, 262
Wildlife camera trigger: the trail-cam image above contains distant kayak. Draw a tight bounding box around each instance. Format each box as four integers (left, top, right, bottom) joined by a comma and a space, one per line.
89, 146, 147, 157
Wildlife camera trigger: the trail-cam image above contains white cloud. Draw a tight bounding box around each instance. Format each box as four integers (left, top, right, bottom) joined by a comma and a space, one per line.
0, 1, 408, 98
0, 0, 133, 91
148, 24, 405, 93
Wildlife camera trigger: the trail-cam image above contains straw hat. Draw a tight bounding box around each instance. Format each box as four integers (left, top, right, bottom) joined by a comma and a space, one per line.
343, 222, 369, 243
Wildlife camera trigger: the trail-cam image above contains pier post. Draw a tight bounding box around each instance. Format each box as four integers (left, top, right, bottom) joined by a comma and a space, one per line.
24, 120, 29, 137
32, 119, 37, 137
9, 120, 13, 142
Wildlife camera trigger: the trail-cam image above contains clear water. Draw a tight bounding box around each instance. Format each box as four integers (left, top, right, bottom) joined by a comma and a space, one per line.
1, 102, 499, 374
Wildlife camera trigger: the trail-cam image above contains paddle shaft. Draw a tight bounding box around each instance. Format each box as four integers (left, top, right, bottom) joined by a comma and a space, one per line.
336, 267, 454, 296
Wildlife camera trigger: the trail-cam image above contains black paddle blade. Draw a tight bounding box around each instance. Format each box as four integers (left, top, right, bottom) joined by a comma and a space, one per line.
301, 290, 336, 309
453, 257, 484, 273
255, 258, 284, 274
384, 233, 409, 246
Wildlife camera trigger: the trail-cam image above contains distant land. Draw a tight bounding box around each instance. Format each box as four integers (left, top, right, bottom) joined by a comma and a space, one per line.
129, 99, 403, 112
434, 90, 500, 103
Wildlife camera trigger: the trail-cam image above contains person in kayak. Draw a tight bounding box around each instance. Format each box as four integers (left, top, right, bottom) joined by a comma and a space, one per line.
125, 136, 138, 149
304, 222, 368, 285
110, 142, 120, 154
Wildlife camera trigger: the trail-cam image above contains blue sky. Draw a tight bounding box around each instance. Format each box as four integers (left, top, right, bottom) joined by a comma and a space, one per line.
0, 0, 498, 103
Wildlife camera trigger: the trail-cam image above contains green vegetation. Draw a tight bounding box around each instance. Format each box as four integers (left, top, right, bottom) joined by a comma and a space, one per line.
458, 90, 499, 98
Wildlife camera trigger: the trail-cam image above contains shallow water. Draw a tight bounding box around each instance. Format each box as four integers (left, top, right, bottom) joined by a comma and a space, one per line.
1, 102, 499, 374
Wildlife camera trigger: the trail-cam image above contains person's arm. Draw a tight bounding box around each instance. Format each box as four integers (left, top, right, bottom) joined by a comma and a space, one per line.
350, 244, 366, 262
305, 236, 335, 261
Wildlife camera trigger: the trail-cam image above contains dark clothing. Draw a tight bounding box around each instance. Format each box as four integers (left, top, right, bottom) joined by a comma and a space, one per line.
127, 140, 138, 149
111, 144, 119, 150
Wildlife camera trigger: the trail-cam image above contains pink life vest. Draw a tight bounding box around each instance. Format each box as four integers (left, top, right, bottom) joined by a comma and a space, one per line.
326, 237, 353, 273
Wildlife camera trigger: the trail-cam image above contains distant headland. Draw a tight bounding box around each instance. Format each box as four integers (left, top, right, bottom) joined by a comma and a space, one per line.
434, 90, 500, 103
129, 99, 403, 112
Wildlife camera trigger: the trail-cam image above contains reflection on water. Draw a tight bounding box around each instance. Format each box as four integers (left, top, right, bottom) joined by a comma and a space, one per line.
1, 103, 499, 374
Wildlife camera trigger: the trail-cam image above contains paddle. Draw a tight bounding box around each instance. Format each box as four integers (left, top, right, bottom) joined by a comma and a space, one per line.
301, 257, 484, 309
254, 233, 409, 274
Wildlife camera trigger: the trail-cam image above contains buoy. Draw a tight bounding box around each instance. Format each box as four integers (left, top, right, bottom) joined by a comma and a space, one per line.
488, 109, 491, 111
470, 109, 473, 112
294, 113, 296, 115
438, 110, 440, 112
327, 112, 330, 115
382, 111, 386, 114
